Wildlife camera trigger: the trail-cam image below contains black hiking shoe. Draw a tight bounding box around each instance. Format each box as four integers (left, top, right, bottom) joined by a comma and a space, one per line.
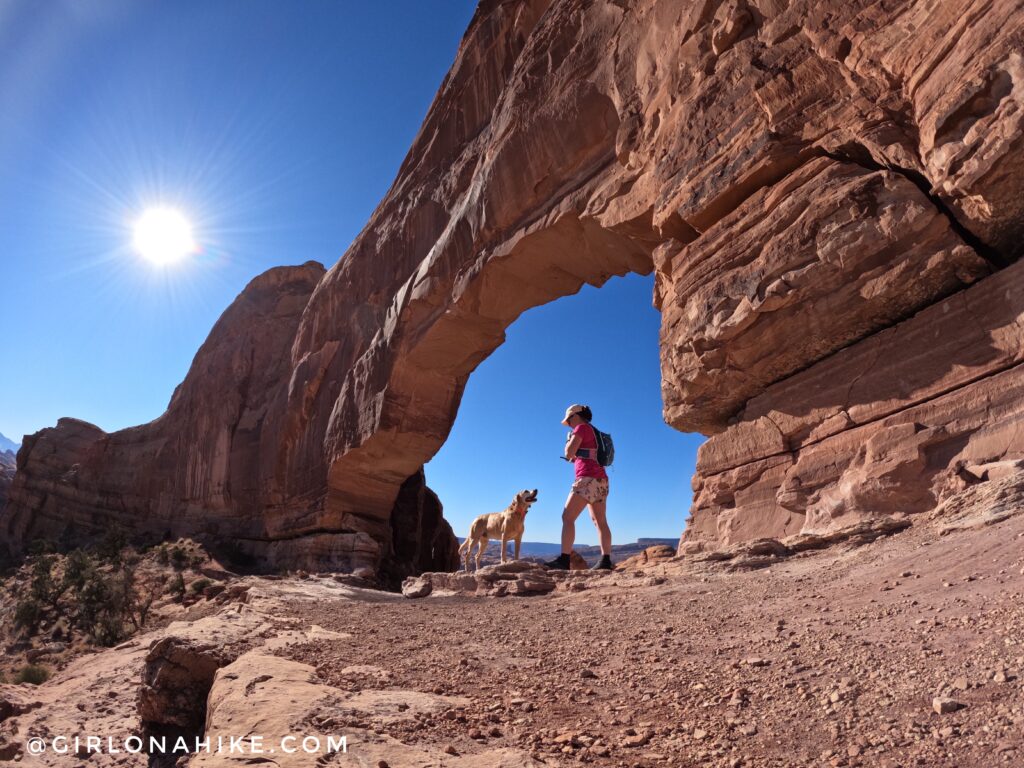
591, 554, 613, 571
544, 553, 571, 570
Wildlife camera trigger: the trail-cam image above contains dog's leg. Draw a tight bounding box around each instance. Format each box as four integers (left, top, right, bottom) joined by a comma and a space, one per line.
500, 534, 508, 564
514, 536, 522, 560
476, 538, 487, 570
464, 539, 473, 571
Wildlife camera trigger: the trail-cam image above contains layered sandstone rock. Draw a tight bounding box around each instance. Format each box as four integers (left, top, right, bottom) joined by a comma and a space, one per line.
682, 256, 1024, 549
0, 451, 14, 531
4, 0, 1024, 568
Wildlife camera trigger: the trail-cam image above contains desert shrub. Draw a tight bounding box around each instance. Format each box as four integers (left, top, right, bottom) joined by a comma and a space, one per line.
169, 545, 189, 571
26, 539, 55, 556
73, 569, 110, 628
15, 664, 50, 685
96, 526, 128, 565
14, 596, 42, 633
62, 548, 94, 591
189, 577, 212, 595
92, 611, 128, 647
116, 561, 162, 630
62, 548, 123, 647
168, 572, 186, 600
29, 554, 65, 608
155, 543, 170, 566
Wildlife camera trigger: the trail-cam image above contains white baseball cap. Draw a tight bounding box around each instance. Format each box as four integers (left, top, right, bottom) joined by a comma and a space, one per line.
561, 404, 586, 425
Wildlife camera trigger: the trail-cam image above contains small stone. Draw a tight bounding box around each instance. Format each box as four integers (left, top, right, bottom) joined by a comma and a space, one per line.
933, 697, 965, 715
693, 728, 708, 740
443, 744, 458, 756
580, 668, 598, 679
743, 657, 769, 667
622, 732, 650, 748
951, 676, 969, 691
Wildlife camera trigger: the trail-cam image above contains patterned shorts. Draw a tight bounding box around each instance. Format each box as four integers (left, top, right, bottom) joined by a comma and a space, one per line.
571, 476, 609, 505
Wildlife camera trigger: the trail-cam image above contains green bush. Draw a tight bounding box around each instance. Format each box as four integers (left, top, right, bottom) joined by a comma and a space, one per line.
155, 544, 170, 566
14, 596, 42, 633
92, 612, 128, 647
15, 665, 50, 685
96, 526, 128, 565
189, 577, 212, 595
29, 555, 63, 607
62, 549, 94, 592
169, 572, 186, 599
169, 545, 189, 571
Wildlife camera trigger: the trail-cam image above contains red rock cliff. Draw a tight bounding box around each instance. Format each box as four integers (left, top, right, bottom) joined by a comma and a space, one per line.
3, 0, 1024, 571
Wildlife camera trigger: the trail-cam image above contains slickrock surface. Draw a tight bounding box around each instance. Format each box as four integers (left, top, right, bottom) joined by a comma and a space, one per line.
281, 488, 1024, 768
1, 475, 1022, 767
5, 0, 1024, 571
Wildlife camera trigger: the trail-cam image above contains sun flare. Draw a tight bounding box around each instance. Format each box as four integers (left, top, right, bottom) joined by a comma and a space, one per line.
132, 207, 196, 265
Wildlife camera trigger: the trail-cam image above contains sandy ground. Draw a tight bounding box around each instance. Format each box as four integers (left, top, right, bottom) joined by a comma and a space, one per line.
279, 514, 1024, 768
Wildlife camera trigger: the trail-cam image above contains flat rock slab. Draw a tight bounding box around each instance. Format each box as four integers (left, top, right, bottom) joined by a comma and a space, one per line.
195, 652, 534, 768
402, 561, 614, 599
936, 471, 1024, 534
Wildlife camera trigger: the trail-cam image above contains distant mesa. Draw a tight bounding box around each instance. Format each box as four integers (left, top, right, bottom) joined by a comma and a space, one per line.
0, 432, 19, 454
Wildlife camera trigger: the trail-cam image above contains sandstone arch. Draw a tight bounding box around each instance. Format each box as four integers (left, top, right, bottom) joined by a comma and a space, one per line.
323, 214, 654, 542
5, 0, 1024, 578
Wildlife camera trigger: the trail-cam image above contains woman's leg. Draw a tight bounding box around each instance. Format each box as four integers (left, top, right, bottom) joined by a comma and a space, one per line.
588, 500, 612, 555
560, 491, 589, 554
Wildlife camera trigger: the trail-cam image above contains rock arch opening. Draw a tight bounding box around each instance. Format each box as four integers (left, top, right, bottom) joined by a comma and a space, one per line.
425, 270, 703, 552
320, 215, 669, 576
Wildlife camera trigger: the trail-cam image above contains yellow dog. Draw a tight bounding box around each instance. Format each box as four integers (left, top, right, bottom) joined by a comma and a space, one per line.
458, 489, 538, 571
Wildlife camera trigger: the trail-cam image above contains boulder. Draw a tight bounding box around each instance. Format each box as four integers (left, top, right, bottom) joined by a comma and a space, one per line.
403, 561, 558, 598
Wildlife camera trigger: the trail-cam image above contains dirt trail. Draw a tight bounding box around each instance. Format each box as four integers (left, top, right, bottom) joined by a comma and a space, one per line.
280, 514, 1024, 767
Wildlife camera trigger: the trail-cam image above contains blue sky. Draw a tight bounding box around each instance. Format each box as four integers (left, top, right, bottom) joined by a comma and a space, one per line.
0, 1, 702, 544
427, 273, 703, 544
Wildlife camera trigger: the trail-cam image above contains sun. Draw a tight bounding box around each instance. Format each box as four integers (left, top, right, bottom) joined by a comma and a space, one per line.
132, 207, 197, 265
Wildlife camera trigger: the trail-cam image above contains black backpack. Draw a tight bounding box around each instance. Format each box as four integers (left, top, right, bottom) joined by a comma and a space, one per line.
592, 426, 615, 467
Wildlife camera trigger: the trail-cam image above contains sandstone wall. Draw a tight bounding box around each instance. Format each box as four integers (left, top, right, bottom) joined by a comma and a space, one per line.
0, 452, 14, 531
3, 0, 1024, 570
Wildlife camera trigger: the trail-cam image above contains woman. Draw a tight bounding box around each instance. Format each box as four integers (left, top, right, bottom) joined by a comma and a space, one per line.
545, 403, 613, 570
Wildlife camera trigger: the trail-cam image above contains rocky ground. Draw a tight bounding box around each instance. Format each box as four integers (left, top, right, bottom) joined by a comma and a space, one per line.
2, 480, 1022, 767
280, 503, 1023, 767
465, 539, 680, 569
